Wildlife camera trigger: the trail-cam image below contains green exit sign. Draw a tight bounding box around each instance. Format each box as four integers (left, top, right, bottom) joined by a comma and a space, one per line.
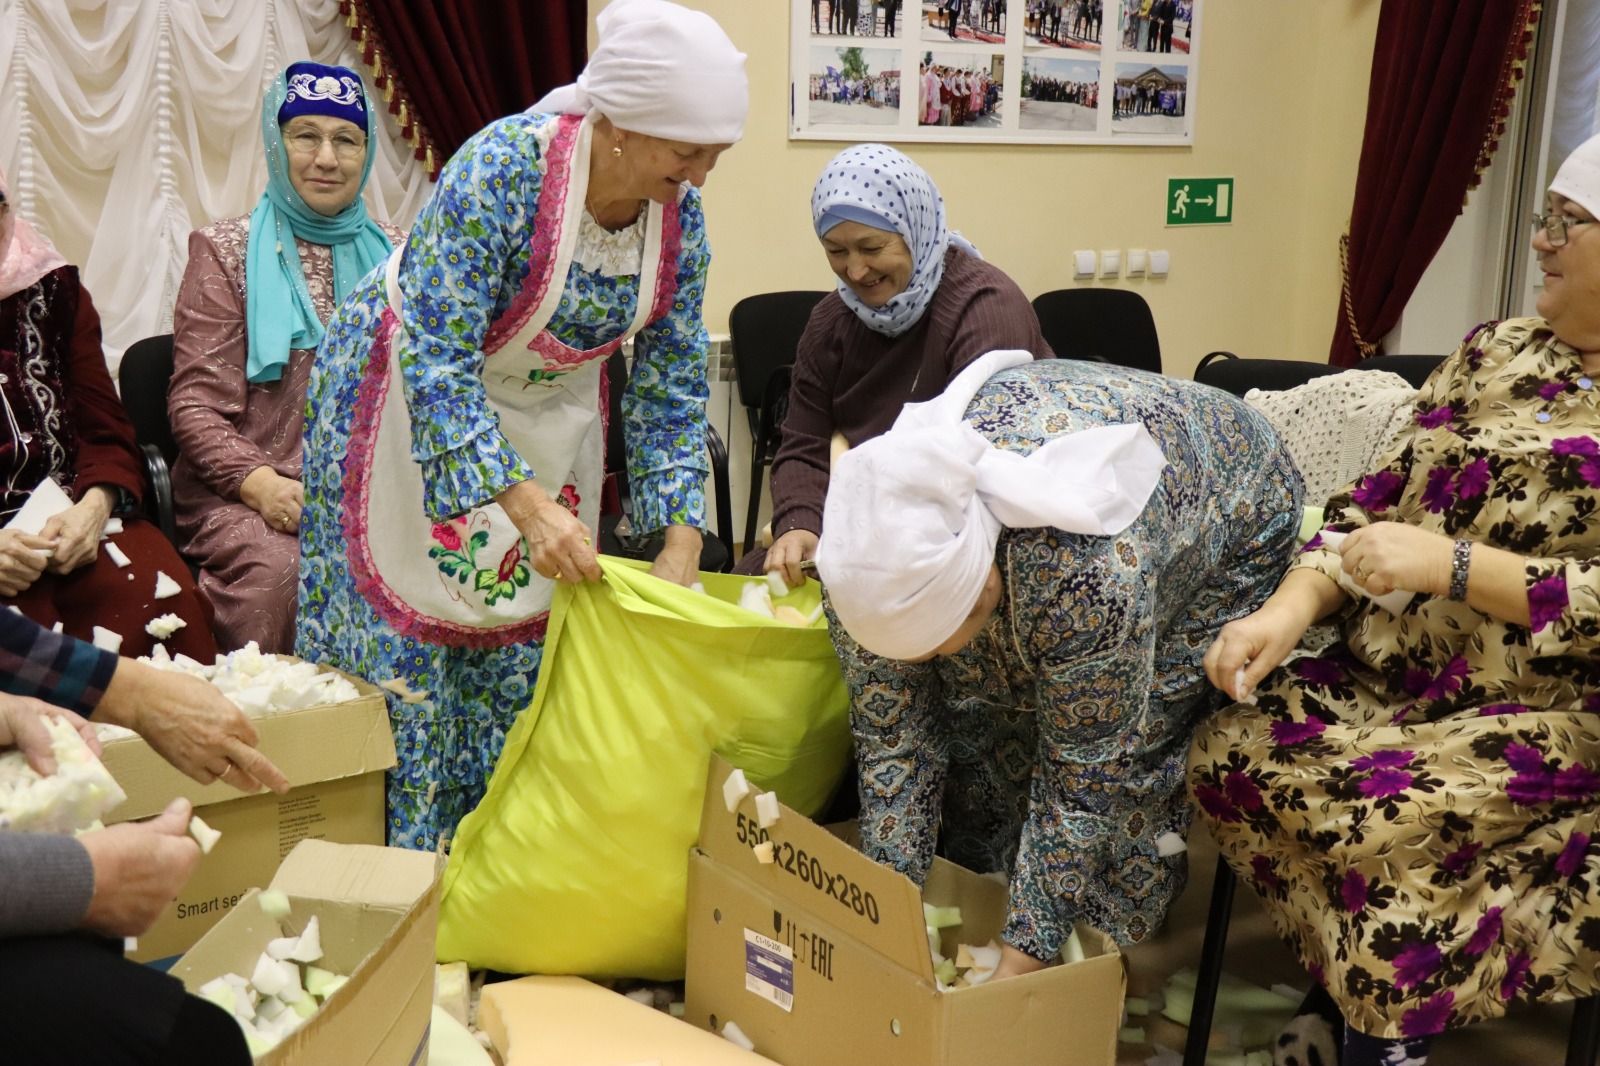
1166, 177, 1234, 226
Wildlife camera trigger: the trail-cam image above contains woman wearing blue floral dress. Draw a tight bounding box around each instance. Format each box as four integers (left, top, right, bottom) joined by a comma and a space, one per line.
816, 350, 1302, 980
295, 0, 748, 848
1193, 133, 1600, 1066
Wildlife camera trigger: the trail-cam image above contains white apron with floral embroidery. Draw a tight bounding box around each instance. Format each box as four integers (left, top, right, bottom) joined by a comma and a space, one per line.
345, 113, 675, 647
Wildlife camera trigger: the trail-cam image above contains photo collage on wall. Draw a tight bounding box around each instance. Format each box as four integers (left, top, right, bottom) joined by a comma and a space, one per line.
791, 0, 1198, 145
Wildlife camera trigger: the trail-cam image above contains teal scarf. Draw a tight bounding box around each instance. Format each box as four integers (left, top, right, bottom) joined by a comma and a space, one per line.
244, 72, 392, 383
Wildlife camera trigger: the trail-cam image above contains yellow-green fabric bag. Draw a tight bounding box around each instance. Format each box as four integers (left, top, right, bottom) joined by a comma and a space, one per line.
436, 557, 852, 979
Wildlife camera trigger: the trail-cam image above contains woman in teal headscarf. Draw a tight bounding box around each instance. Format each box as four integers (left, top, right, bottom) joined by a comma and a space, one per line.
170, 61, 404, 653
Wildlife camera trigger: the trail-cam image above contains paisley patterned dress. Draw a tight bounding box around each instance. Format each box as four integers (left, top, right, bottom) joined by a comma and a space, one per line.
1189, 319, 1600, 1039
296, 113, 712, 850
834, 360, 1302, 958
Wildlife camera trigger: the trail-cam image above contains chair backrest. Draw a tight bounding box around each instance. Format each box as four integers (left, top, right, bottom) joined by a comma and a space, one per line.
118, 333, 178, 466
727, 291, 829, 411
1360, 354, 1445, 389
1031, 288, 1161, 374
1193, 351, 1446, 399
1194, 353, 1343, 398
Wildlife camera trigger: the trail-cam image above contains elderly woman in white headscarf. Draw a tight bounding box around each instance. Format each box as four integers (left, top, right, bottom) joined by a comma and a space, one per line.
1190, 131, 1600, 1066
295, 0, 747, 849
816, 351, 1302, 979
753, 143, 1051, 586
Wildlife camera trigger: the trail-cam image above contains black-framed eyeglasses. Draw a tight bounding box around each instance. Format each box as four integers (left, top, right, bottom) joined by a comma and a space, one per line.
1533, 210, 1594, 248
283, 127, 367, 161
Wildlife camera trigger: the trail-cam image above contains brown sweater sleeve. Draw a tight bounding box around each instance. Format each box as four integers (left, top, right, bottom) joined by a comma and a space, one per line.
769, 301, 843, 538
63, 279, 144, 505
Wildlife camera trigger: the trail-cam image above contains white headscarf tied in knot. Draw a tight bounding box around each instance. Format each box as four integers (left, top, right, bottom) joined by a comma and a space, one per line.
530, 0, 749, 145
1551, 130, 1600, 219
811, 143, 979, 337
817, 351, 1168, 661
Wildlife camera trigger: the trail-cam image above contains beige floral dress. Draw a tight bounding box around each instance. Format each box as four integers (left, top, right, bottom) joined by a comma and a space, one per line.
1189, 318, 1600, 1039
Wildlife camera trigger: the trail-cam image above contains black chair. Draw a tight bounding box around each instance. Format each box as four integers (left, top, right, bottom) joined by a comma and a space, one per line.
727, 291, 829, 556
1193, 350, 1446, 398
116, 333, 178, 543
1031, 288, 1162, 374
598, 349, 734, 573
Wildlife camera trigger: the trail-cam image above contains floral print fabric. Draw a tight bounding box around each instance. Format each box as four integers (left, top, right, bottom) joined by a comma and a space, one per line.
296, 113, 714, 850
1189, 318, 1600, 1039
834, 360, 1301, 959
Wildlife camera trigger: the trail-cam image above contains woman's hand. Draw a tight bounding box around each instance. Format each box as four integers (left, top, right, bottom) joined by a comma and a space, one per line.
1338, 521, 1453, 598
766, 529, 819, 590
0, 529, 55, 596
498, 481, 601, 584
39, 487, 114, 575
650, 525, 703, 588
79, 798, 201, 937
990, 943, 1050, 982
0, 694, 100, 775
98, 660, 289, 794
1204, 570, 1340, 701
240, 466, 304, 535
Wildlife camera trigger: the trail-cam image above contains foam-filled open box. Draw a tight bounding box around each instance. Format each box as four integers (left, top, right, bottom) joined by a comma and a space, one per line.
101, 664, 395, 963
171, 839, 442, 1065
685, 755, 1125, 1066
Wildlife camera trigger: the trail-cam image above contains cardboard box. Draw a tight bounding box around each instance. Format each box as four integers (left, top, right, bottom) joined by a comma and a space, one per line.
480, 975, 780, 1065
685, 756, 1125, 1066
102, 667, 396, 963
171, 840, 443, 1066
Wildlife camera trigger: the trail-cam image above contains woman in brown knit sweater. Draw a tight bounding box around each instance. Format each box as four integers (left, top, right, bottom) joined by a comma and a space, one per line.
757, 143, 1053, 585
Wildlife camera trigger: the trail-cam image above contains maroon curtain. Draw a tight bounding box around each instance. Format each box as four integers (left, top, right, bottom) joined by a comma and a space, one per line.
345, 0, 587, 176
1330, 0, 1541, 366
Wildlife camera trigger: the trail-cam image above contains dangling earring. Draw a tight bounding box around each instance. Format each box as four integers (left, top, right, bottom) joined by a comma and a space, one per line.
612, 144, 623, 157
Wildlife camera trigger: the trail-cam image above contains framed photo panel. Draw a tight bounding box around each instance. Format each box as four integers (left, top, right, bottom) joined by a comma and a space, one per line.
790, 0, 1199, 145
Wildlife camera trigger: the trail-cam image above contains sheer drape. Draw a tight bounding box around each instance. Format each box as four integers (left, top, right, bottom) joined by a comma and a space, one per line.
0, 0, 434, 368
1330, 0, 1542, 367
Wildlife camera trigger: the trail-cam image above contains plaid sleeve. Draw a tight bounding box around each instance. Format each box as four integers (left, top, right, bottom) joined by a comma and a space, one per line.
0, 611, 117, 715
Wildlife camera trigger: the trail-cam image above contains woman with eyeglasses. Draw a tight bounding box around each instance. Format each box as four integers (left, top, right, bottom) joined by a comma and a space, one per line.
169, 61, 401, 653
1191, 131, 1600, 1066
294, 0, 747, 850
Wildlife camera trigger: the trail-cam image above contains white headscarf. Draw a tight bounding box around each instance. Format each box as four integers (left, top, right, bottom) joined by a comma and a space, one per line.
811, 144, 979, 337
1551, 131, 1600, 218
530, 0, 748, 145
816, 351, 1168, 661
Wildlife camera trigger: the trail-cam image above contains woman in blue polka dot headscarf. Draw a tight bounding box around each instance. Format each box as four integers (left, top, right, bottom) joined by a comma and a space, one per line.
809, 143, 980, 336
751, 142, 1052, 590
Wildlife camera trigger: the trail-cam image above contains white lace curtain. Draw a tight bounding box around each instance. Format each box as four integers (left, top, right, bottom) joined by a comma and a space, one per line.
0, 0, 434, 369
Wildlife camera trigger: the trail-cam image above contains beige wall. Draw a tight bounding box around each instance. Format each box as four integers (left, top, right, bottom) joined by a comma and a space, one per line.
592, 0, 1381, 377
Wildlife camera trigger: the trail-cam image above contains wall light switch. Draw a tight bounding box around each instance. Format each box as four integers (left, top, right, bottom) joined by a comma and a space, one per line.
1073, 250, 1096, 279
1126, 248, 1148, 277
1149, 250, 1170, 277
1099, 250, 1121, 278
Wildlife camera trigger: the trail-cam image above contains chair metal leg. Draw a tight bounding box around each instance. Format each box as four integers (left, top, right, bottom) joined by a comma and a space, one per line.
1183, 859, 1237, 1066
743, 449, 765, 557
1568, 995, 1600, 1066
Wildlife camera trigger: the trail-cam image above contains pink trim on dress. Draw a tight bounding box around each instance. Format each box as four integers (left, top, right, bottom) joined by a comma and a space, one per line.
650, 201, 683, 323
482, 114, 582, 356
341, 310, 550, 649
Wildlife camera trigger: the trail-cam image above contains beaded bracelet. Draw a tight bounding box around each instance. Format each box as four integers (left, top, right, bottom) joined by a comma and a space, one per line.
1448, 538, 1472, 601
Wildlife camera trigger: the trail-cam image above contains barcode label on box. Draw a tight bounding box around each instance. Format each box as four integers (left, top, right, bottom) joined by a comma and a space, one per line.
743, 928, 795, 1012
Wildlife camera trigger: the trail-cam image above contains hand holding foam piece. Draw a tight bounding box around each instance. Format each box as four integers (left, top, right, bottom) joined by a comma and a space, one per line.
1315, 529, 1417, 614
